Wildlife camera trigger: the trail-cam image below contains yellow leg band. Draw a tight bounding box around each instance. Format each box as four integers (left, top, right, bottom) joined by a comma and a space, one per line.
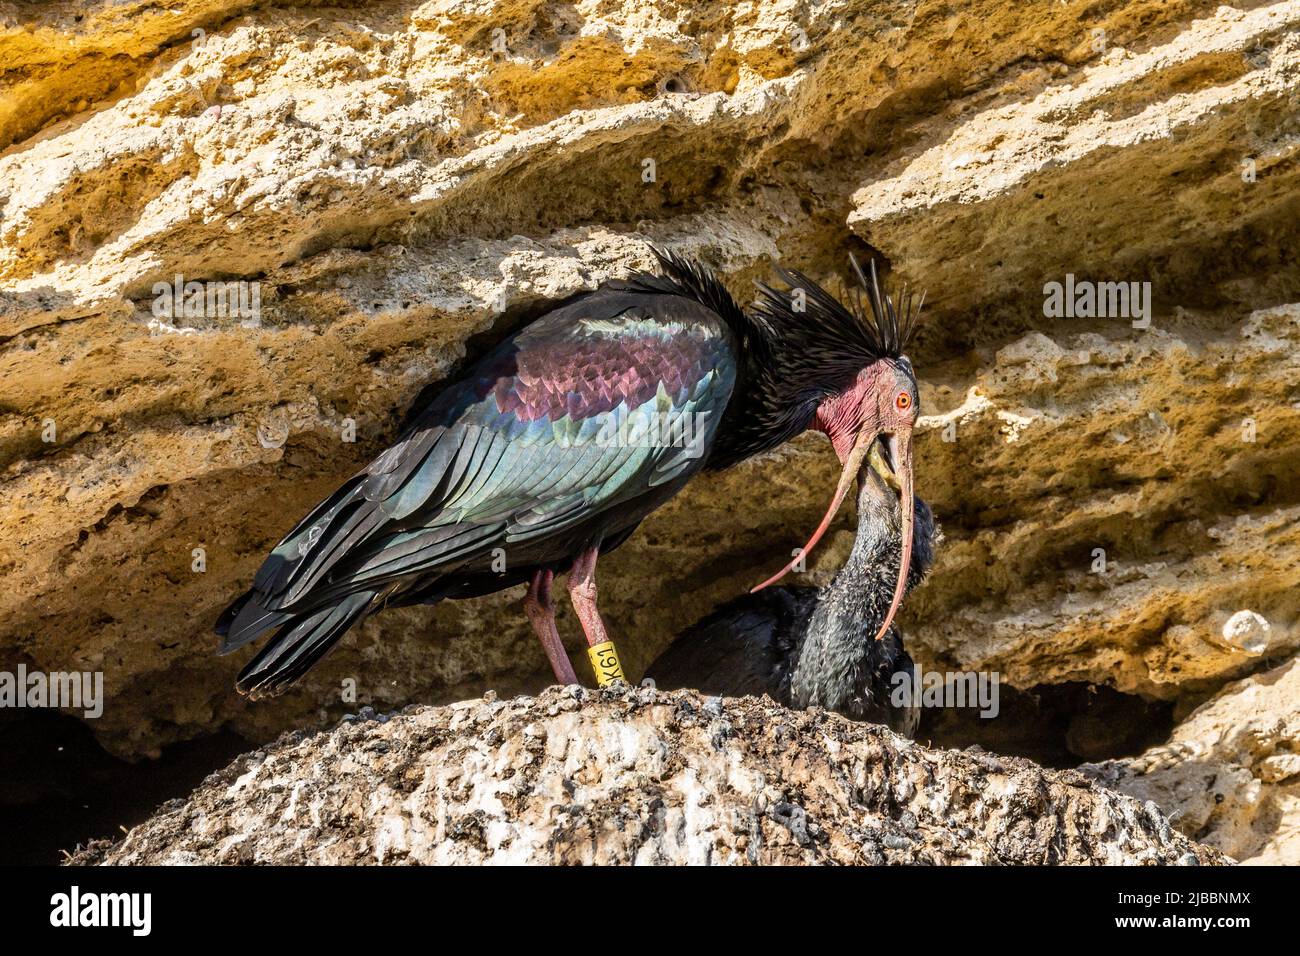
587, 640, 625, 687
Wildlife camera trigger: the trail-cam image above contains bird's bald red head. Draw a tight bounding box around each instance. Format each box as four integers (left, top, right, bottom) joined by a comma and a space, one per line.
813, 359, 918, 461
751, 357, 920, 644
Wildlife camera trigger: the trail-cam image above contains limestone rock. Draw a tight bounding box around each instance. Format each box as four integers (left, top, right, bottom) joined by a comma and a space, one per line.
72, 688, 1226, 865
1084, 655, 1300, 865
1, 0, 1296, 865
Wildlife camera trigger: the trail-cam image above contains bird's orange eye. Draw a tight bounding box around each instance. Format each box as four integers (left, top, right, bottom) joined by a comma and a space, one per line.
896, 392, 911, 410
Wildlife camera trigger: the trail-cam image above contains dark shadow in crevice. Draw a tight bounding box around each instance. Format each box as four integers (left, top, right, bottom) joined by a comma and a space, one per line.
0, 708, 250, 865
919, 681, 1176, 769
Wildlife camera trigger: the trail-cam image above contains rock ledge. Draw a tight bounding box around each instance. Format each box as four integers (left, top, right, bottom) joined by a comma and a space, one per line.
73, 687, 1226, 866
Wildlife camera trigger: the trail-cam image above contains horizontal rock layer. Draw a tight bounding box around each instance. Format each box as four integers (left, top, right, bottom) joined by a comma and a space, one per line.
1085, 655, 1300, 865
2, 0, 1297, 859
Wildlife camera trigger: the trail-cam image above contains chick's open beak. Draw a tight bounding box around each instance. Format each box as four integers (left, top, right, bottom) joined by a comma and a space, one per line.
867, 438, 901, 492
871, 430, 914, 642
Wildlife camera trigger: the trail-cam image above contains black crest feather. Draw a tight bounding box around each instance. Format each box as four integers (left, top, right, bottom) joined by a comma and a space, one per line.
628, 246, 924, 469
754, 254, 922, 364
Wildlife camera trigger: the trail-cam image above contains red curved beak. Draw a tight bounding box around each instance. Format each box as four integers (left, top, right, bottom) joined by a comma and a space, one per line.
750, 429, 875, 593
871, 430, 914, 642
752, 426, 915, 644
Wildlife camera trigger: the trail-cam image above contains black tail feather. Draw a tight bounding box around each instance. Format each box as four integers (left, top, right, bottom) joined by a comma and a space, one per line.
214, 591, 252, 638
235, 591, 376, 699
216, 589, 293, 654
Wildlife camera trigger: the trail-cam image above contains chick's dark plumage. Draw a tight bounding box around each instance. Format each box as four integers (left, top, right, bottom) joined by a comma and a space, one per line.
648, 476, 938, 736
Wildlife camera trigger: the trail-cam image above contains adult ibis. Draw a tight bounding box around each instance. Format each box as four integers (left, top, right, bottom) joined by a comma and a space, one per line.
217, 249, 924, 697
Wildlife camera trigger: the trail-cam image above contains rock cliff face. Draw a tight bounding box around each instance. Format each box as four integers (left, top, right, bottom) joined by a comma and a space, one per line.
72, 687, 1225, 865
1085, 656, 1300, 865
2, 1, 1297, 862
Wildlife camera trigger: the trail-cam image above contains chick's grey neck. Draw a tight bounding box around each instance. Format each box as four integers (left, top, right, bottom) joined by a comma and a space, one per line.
785, 492, 928, 716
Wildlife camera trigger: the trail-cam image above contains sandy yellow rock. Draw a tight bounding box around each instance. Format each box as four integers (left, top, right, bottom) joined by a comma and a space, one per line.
1086, 655, 1300, 865
1, 0, 1296, 863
